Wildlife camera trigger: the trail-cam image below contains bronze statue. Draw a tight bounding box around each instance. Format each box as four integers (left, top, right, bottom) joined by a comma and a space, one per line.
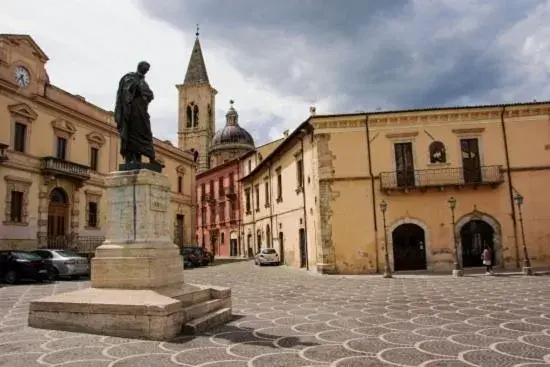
114, 61, 161, 171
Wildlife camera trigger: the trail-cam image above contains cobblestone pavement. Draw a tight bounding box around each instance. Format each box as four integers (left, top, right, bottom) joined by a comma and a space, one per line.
2, 262, 550, 366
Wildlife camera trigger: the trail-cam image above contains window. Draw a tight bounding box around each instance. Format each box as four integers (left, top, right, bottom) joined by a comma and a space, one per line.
276, 168, 283, 202
210, 205, 216, 225
429, 141, 446, 163
201, 183, 206, 201
219, 202, 225, 222
229, 172, 235, 192
56, 137, 67, 160
245, 188, 251, 214
254, 184, 260, 211
90, 147, 99, 171
201, 206, 206, 226
209, 180, 214, 197
230, 200, 236, 220
177, 176, 183, 193
296, 159, 304, 189
248, 160, 252, 173
87, 202, 98, 228
13, 122, 26, 153
264, 181, 270, 207
218, 176, 224, 196
10, 191, 23, 223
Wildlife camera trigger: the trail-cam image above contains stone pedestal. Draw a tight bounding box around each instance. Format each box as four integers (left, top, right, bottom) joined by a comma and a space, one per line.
29, 169, 232, 340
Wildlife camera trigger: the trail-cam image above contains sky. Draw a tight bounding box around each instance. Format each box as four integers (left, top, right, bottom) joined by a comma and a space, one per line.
2, 0, 550, 146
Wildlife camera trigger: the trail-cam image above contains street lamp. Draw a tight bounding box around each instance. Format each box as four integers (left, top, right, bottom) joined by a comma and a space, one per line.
514, 193, 533, 275
448, 197, 464, 277
379, 200, 392, 278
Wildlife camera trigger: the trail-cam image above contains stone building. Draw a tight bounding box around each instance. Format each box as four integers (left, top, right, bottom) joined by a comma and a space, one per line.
241, 102, 550, 274
0, 34, 196, 253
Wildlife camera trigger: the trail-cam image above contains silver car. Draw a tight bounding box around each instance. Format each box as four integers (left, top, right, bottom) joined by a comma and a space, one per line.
32, 249, 90, 279
254, 248, 280, 266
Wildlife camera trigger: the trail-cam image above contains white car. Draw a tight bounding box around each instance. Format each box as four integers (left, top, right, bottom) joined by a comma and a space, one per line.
255, 248, 280, 266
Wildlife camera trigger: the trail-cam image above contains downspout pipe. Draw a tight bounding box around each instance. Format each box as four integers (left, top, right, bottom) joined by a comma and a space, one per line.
500, 105, 520, 268
365, 114, 379, 273
300, 129, 309, 270
268, 163, 275, 249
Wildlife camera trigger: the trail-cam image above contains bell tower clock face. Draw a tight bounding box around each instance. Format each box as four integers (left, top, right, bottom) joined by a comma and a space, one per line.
14, 66, 31, 88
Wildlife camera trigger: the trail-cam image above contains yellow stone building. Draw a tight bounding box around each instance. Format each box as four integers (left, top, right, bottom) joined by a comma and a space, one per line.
242, 103, 550, 274
0, 34, 196, 252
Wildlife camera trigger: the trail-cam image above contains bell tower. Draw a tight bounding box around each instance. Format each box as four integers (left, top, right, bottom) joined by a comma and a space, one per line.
176, 26, 216, 173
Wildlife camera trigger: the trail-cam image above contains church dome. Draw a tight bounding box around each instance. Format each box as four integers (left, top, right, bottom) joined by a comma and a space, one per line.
209, 100, 255, 153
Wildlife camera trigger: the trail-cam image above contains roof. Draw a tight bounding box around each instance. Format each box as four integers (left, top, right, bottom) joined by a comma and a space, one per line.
241, 99, 550, 182
184, 36, 209, 84
0, 34, 49, 62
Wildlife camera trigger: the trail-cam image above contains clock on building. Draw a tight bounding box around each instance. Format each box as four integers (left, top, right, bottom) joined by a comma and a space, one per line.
14, 66, 31, 87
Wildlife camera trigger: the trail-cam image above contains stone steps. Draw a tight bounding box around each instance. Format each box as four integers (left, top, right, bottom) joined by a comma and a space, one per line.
172, 288, 212, 307
182, 307, 233, 335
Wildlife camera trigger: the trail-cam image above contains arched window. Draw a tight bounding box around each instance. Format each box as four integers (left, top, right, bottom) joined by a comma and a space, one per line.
193, 105, 199, 127
429, 141, 446, 163
186, 105, 193, 128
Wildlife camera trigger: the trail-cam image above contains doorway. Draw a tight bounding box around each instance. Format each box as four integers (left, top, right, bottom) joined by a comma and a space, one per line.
392, 223, 427, 271
175, 214, 184, 247
460, 138, 482, 184
266, 224, 271, 248
47, 188, 69, 248
394, 142, 415, 188
278, 232, 285, 264
299, 228, 307, 268
230, 231, 238, 256
460, 220, 494, 267
256, 230, 262, 253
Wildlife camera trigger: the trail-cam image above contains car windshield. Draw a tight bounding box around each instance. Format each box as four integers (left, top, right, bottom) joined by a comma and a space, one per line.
55, 250, 81, 258
12, 251, 43, 260
262, 249, 277, 254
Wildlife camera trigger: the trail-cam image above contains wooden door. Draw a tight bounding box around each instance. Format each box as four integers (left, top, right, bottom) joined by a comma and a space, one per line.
299, 228, 307, 268
394, 142, 415, 187
461, 138, 482, 184
47, 204, 67, 247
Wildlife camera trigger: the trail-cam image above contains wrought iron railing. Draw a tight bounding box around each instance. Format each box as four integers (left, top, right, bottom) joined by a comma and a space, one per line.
41, 156, 91, 180
380, 165, 504, 190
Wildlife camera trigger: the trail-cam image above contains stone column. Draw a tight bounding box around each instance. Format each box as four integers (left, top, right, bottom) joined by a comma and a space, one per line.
91, 169, 183, 289
36, 179, 50, 248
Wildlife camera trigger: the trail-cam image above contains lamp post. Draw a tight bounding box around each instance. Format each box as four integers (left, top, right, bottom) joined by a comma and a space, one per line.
514, 193, 533, 275
448, 197, 463, 277
379, 200, 392, 278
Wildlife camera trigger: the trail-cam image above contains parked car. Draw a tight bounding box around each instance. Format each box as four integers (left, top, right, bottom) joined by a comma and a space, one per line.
0, 250, 55, 284
32, 249, 90, 279
181, 246, 211, 267
254, 248, 280, 266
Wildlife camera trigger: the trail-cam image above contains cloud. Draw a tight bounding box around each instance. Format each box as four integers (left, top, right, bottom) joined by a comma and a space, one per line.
138, 0, 550, 113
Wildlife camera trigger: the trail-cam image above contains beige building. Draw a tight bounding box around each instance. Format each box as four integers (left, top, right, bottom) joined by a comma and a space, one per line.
0, 34, 196, 252
242, 102, 550, 274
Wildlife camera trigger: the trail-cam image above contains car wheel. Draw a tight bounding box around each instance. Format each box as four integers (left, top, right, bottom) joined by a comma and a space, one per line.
46, 269, 56, 282
4, 270, 18, 285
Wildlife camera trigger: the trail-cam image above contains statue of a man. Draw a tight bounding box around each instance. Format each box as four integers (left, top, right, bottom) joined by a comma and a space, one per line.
114, 61, 156, 165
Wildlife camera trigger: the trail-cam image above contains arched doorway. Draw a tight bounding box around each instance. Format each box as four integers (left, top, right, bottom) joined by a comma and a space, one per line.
47, 188, 69, 247
460, 220, 494, 267
392, 223, 427, 271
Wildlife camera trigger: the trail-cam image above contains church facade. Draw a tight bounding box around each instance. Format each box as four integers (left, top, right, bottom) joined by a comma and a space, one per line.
0, 34, 196, 253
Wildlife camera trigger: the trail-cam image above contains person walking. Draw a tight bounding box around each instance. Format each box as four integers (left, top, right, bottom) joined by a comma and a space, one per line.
482, 245, 493, 275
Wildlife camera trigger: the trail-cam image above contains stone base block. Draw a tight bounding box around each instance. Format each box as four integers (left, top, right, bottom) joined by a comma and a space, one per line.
29, 284, 232, 341
452, 269, 464, 277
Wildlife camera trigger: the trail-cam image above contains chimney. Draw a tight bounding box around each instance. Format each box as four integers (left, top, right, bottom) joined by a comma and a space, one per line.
309, 106, 317, 116
283, 129, 289, 137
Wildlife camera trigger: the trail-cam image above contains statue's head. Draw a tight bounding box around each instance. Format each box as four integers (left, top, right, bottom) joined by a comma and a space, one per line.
137, 61, 150, 75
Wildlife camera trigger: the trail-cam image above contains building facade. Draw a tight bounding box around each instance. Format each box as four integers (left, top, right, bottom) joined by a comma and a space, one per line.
241, 102, 550, 274
0, 34, 196, 253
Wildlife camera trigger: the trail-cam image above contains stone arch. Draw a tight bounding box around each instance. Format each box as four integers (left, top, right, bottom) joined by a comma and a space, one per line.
387, 216, 431, 271
455, 210, 502, 267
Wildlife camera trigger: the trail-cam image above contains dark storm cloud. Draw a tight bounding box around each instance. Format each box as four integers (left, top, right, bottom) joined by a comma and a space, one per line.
137, 0, 547, 114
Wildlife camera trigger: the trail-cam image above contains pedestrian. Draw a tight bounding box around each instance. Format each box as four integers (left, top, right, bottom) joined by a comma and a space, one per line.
482, 245, 493, 275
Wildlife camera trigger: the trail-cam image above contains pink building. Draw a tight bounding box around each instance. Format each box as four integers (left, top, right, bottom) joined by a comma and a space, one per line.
196, 158, 246, 257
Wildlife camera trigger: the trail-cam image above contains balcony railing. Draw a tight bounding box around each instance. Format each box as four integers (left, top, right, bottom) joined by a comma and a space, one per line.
225, 186, 236, 197
380, 165, 504, 191
41, 156, 91, 181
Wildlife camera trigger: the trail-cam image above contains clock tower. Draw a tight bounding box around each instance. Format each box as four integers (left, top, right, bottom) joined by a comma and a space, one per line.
176, 29, 216, 173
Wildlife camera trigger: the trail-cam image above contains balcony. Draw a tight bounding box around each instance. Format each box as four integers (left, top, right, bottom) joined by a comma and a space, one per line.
380, 165, 504, 193
225, 186, 237, 198
41, 156, 91, 182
